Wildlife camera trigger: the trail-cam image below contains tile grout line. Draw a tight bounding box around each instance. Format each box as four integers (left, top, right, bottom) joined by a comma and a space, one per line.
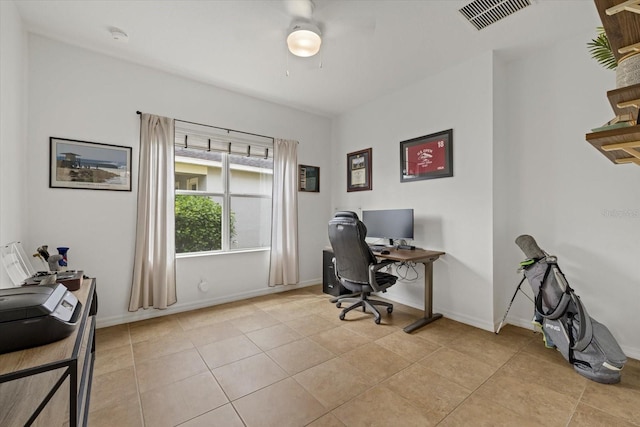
170, 317, 247, 427
433, 338, 525, 426
94, 286, 640, 426
126, 323, 146, 427
564, 381, 588, 427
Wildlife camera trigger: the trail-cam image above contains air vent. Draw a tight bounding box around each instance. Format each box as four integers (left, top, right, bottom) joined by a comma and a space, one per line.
459, 0, 532, 31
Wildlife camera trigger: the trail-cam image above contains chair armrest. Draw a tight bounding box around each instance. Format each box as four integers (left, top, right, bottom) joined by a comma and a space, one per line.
372, 259, 394, 270
332, 257, 340, 281
368, 265, 380, 292
368, 261, 391, 292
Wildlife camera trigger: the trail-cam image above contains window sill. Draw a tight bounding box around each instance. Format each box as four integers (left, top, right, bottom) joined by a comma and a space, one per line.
176, 247, 270, 259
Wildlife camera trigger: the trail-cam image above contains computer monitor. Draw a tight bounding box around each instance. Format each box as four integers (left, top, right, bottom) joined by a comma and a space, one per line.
361, 209, 414, 247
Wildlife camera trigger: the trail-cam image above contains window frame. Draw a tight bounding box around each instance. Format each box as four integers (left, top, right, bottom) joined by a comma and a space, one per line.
175, 149, 273, 255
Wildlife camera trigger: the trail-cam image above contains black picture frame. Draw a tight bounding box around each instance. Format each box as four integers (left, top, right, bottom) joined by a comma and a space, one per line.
347, 148, 372, 192
49, 137, 132, 191
299, 164, 320, 192
400, 129, 453, 182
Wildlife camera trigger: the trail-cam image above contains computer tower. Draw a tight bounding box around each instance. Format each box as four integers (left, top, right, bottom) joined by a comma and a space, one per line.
322, 250, 350, 297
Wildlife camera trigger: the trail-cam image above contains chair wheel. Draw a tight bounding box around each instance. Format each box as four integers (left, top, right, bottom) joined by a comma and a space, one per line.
375, 317, 381, 324
387, 307, 393, 313
339, 313, 345, 321
336, 303, 342, 308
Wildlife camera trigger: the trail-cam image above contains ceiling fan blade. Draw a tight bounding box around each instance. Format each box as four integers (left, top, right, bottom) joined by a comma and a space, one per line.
321, 17, 376, 39
313, 0, 376, 38
283, 0, 314, 20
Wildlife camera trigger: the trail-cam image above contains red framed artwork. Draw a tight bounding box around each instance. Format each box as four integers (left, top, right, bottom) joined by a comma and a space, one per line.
400, 129, 453, 182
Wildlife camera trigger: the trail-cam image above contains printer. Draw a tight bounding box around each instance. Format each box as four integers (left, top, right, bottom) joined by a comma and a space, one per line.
0, 283, 81, 354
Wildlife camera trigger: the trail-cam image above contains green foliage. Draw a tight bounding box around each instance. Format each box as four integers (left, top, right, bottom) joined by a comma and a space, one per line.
175, 195, 235, 253
588, 27, 617, 70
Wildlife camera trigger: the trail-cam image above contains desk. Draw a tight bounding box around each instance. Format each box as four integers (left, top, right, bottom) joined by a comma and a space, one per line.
0, 278, 97, 427
375, 248, 445, 333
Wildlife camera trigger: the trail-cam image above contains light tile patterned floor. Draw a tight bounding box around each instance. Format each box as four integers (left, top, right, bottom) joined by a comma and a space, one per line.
91, 285, 640, 427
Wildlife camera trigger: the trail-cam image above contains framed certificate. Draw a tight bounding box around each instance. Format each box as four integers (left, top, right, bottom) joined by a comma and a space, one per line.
400, 129, 453, 182
299, 164, 320, 192
347, 148, 372, 192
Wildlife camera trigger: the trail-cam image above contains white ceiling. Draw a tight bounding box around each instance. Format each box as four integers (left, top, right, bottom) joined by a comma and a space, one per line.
14, 0, 599, 117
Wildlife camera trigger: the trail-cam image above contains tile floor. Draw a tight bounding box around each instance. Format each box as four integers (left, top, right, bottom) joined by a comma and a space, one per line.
91, 285, 640, 427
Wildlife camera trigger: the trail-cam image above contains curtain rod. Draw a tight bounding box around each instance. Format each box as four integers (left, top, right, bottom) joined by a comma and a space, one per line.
136, 111, 275, 142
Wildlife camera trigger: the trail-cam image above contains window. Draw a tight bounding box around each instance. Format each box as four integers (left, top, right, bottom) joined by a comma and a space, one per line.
174, 123, 273, 254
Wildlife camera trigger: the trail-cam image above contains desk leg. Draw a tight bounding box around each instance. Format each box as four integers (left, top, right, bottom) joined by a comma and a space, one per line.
403, 260, 442, 333
69, 359, 78, 427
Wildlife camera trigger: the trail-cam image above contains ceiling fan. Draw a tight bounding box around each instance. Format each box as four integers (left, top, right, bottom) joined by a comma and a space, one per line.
282, 0, 376, 58
284, 0, 323, 57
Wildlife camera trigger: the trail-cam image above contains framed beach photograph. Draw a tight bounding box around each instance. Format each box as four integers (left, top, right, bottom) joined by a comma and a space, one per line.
299, 164, 320, 192
347, 148, 372, 192
400, 129, 453, 182
50, 137, 132, 191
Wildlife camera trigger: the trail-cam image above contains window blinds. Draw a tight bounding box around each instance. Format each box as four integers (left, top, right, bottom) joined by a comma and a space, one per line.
174, 120, 274, 159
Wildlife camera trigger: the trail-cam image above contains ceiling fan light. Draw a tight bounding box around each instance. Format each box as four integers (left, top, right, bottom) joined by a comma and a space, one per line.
287, 24, 322, 57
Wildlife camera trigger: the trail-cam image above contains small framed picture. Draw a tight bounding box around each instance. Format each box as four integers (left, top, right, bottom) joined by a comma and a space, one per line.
400, 129, 453, 182
299, 164, 320, 192
347, 148, 372, 192
50, 137, 132, 191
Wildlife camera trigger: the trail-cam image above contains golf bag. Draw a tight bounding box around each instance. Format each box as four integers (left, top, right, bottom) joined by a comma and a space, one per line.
515, 235, 627, 384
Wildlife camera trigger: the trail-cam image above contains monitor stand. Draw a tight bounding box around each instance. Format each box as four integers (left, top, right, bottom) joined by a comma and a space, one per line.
387, 239, 394, 247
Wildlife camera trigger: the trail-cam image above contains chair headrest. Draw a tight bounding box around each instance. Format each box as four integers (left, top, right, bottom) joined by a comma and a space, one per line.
333, 211, 359, 220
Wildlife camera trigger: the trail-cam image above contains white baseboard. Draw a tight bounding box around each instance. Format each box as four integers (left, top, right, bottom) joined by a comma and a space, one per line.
377, 293, 496, 333
438, 308, 496, 333
96, 281, 320, 329
369, 296, 640, 361
622, 346, 640, 361
495, 315, 536, 333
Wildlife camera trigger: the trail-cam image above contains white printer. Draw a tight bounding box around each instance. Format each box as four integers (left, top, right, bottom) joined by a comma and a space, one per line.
0, 283, 81, 354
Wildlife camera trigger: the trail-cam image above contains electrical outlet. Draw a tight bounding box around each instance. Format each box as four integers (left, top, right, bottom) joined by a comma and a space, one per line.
198, 280, 209, 292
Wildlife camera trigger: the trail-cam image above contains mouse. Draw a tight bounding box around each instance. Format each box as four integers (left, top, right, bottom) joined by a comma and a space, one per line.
381, 250, 390, 255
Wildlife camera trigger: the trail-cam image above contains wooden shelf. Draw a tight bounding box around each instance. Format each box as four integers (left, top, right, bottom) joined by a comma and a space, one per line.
596, 0, 640, 61
605, 1, 640, 19
589, 1, 640, 165
586, 124, 640, 164
607, 82, 640, 116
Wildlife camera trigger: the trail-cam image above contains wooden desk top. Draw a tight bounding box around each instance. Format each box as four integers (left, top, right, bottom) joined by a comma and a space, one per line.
0, 278, 95, 376
0, 278, 96, 427
325, 246, 445, 263
375, 247, 445, 263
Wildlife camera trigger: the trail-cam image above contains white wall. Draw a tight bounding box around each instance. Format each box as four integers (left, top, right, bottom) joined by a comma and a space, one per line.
332, 52, 497, 331
0, 1, 28, 288
491, 54, 512, 328
502, 30, 640, 358
331, 31, 639, 359
26, 35, 332, 326
8, 7, 639, 359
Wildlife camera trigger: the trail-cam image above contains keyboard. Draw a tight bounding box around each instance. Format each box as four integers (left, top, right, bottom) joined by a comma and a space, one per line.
369, 245, 386, 253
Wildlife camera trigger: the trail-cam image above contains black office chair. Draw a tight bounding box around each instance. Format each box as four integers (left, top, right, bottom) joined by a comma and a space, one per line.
328, 211, 397, 324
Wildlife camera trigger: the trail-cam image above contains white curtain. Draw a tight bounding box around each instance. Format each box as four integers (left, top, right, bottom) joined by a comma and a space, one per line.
269, 139, 299, 286
129, 113, 177, 310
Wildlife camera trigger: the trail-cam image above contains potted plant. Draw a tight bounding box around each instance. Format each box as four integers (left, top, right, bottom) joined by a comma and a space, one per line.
589, 26, 640, 88
588, 27, 617, 70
